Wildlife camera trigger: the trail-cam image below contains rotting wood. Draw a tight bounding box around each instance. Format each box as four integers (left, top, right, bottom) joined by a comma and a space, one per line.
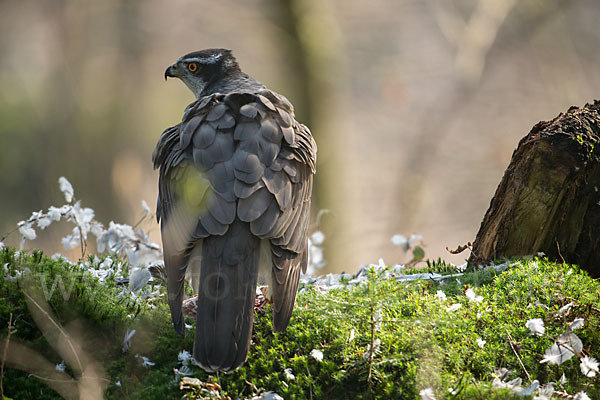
470, 101, 600, 276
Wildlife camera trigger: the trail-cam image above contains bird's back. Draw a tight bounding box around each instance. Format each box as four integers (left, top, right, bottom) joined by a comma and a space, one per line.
154, 88, 316, 371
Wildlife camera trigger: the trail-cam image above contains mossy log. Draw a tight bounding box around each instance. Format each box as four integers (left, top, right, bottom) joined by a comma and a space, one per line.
470, 101, 600, 276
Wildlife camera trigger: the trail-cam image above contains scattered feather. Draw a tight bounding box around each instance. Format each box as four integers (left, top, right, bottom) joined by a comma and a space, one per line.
311, 231, 325, 245
580, 356, 599, 377
129, 268, 151, 292
436, 290, 447, 302
122, 328, 136, 352
141, 200, 151, 216
574, 391, 591, 400
526, 318, 545, 336
47, 206, 63, 221
61, 227, 81, 250
363, 338, 381, 360
135, 354, 155, 368
456, 263, 468, 272
492, 374, 522, 391
558, 331, 583, 353
391, 234, 407, 248
251, 392, 284, 400
535, 383, 555, 400
37, 216, 52, 229
374, 309, 383, 331
283, 368, 295, 381
58, 176, 74, 203
99, 257, 113, 270
559, 373, 567, 386
309, 349, 323, 362
493, 368, 512, 381
517, 380, 539, 396
557, 302, 574, 316
178, 350, 193, 366
419, 388, 436, 400
175, 351, 195, 376
446, 303, 461, 312
391, 233, 422, 253
569, 318, 585, 331
476, 338, 486, 348
175, 366, 194, 376
55, 360, 66, 372
534, 300, 550, 311
306, 232, 327, 275
465, 287, 483, 303
540, 334, 581, 365
18, 223, 36, 241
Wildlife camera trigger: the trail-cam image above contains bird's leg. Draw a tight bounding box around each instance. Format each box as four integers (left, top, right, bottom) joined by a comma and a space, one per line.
254, 286, 272, 313
182, 295, 198, 319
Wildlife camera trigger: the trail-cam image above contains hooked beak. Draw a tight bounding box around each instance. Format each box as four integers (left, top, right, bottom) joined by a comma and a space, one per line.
164, 64, 178, 80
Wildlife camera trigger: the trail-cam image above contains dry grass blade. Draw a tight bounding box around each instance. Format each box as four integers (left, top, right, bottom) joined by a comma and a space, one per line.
0, 313, 14, 398
8, 278, 110, 399
505, 328, 531, 383
0, 337, 80, 400
21, 284, 84, 374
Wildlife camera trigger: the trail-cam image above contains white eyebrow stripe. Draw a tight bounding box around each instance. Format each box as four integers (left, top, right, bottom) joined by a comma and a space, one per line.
184, 53, 223, 64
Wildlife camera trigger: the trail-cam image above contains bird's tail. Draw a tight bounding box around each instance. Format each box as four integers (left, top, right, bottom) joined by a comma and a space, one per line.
193, 220, 260, 372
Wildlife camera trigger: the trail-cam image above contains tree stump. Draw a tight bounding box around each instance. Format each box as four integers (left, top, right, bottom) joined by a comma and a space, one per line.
469, 100, 600, 276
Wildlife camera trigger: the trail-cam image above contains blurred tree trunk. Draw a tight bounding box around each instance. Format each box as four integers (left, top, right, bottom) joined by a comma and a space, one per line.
269, 0, 353, 271
470, 101, 600, 276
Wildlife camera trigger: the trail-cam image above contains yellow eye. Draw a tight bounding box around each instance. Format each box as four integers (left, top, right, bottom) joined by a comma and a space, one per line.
188, 63, 198, 72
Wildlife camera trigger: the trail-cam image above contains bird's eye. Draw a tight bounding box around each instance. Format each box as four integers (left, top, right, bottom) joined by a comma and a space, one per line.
188, 63, 198, 72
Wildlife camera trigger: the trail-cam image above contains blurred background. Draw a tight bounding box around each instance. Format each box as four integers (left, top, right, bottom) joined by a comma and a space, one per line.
1, 0, 599, 273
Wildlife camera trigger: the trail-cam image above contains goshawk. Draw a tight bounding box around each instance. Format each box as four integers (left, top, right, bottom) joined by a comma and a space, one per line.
152, 48, 316, 372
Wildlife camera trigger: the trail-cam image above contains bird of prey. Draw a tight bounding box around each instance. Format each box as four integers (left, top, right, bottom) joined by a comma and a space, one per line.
152, 48, 316, 372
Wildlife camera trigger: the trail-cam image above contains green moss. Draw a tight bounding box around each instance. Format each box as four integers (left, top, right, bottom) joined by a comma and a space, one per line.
1, 249, 599, 399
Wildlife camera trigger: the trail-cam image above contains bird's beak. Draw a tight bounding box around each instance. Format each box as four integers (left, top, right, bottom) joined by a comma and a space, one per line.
164, 64, 178, 80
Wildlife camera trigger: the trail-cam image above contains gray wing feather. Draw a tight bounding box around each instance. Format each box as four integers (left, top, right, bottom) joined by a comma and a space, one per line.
199, 211, 229, 235
263, 168, 293, 210
239, 103, 262, 119
234, 120, 260, 140
270, 244, 307, 332
258, 119, 282, 143
205, 102, 228, 121
233, 151, 264, 183
208, 161, 235, 200
207, 192, 236, 225
234, 179, 264, 199
152, 124, 196, 336
192, 122, 216, 148
249, 200, 280, 236
181, 116, 203, 149
238, 187, 272, 222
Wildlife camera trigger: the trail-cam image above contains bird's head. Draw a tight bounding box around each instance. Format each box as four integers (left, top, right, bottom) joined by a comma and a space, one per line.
164, 48, 241, 99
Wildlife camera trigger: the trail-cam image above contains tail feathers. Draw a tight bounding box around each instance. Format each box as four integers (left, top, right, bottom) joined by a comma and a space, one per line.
193, 221, 260, 372
270, 245, 306, 332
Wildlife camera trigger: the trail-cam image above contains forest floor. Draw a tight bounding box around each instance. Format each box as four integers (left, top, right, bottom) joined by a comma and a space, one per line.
1, 249, 599, 400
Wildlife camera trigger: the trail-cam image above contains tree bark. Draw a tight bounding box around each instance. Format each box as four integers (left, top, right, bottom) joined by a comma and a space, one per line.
469, 100, 600, 276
